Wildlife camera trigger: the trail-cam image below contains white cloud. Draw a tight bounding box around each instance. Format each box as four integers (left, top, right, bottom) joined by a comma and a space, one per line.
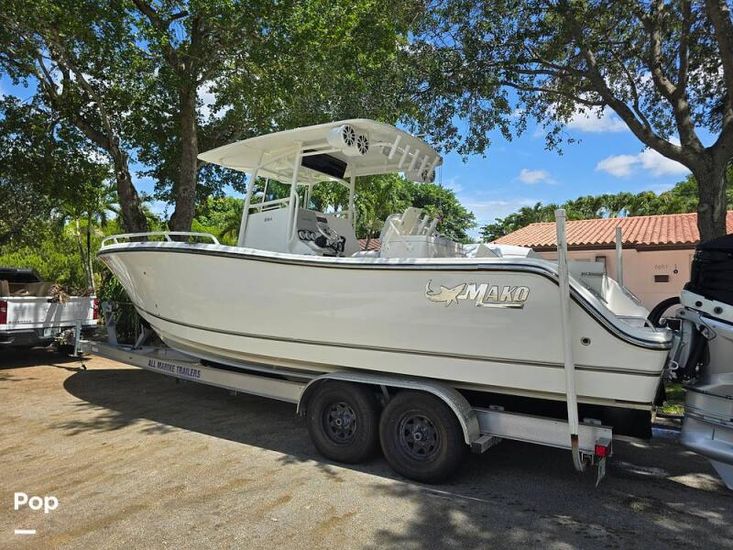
637, 148, 689, 176
456, 194, 540, 240
510, 108, 525, 119
197, 81, 231, 120
595, 154, 638, 177
463, 198, 538, 222
86, 149, 110, 165
198, 81, 216, 119
518, 168, 552, 184
596, 148, 689, 178
567, 107, 628, 133
442, 176, 463, 194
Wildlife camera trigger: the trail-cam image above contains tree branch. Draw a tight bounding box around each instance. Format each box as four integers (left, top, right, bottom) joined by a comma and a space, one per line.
610, 49, 653, 130
705, 0, 733, 98
638, 0, 703, 151
499, 81, 604, 107
678, 0, 691, 92
131, 0, 181, 71
564, 15, 689, 164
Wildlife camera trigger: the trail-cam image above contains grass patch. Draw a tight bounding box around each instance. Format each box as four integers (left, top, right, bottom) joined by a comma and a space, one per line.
660, 382, 685, 416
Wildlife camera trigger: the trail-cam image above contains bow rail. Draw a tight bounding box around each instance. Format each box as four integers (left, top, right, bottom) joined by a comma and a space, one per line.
101, 231, 220, 247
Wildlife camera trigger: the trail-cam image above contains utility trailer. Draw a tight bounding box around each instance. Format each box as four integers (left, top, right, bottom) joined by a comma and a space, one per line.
78, 334, 613, 484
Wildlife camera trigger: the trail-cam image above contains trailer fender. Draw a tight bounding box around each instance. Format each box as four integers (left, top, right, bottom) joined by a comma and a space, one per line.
297, 372, 480, 446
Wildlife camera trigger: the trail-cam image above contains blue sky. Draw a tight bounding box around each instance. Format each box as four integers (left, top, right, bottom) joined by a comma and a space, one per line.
438, 107, 693, 237
1, 74, 693, 239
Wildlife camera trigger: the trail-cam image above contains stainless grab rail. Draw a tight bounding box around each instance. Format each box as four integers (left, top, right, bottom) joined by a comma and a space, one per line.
101, 231, 220, 247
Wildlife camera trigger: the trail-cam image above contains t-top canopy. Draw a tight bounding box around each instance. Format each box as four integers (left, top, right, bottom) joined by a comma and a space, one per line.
197, 119, 443, 185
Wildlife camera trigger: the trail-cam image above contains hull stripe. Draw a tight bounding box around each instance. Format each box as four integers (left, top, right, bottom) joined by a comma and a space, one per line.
140, 307, 664, 378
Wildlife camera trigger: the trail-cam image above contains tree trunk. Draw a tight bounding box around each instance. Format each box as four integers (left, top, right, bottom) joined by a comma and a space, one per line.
169, 86, 198, 232
693, 161, 728, 242
109, 146, 149, 233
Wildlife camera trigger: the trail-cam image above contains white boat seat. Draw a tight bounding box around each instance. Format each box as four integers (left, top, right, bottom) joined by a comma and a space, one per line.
380, 207, 431, 243
424, 217, 438, 236
399, 207, 423, 235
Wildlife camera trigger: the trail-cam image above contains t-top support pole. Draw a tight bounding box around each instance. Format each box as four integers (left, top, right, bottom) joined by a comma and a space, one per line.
555, 208, 585, 473
238, 155, 262, 247
348, 174, 356, 221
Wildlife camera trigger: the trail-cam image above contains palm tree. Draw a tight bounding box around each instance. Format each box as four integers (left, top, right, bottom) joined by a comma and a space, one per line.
54, 181, 118, 292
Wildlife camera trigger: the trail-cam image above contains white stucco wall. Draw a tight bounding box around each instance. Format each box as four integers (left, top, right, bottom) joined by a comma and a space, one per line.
539, 247, 694, 310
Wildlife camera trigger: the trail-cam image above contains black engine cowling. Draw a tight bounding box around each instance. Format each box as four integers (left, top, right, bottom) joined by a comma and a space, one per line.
685, 233, 733, 306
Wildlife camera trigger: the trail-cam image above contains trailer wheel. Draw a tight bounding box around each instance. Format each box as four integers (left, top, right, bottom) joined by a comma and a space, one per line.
306, 381, 380, 464
379, 391, 467, 482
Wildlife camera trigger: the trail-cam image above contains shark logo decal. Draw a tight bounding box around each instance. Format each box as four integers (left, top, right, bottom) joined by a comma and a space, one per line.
424, 281, 466, 306
425, 280, 530, 309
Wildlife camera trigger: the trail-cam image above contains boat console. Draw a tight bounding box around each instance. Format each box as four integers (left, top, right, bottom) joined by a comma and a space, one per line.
242, 206, 359, 256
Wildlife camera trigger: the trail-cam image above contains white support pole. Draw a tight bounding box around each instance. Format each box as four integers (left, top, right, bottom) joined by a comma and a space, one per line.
286, 150, 303, 246
398, 145, 410, 169
238, 160, 261, 247
348, 174, 356, 221
388, 136, 401, 159
554, 209, 585, 473
615, 226, 624, 287
408, 150, 420, 171
73, 320, 82, 356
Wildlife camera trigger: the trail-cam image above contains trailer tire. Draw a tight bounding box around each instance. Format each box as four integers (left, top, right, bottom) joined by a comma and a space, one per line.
379, 391, 467, 483
306, 381, 380, 464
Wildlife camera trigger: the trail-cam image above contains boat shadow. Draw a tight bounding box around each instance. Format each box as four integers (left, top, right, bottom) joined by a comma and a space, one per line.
59, 368, 733, 548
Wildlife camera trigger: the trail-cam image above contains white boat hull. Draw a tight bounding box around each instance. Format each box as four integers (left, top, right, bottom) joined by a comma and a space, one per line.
99, 242, 671, 410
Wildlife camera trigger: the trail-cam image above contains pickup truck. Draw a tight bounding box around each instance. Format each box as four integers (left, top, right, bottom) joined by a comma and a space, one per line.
0, 267, 98, 348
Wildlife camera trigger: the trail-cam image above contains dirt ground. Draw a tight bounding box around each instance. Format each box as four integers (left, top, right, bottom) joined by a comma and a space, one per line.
2, 347, 732, 549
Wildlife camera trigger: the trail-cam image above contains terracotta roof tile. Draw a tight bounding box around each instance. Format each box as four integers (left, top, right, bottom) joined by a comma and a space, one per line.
493, 211, 733, 249
358, 238, 381, 251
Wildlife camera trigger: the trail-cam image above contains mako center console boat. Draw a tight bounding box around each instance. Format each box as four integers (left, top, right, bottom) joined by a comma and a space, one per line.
97, 119, 733, 486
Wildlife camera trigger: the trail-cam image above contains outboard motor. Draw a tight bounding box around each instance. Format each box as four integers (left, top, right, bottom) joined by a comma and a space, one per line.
668, 234, 733, 488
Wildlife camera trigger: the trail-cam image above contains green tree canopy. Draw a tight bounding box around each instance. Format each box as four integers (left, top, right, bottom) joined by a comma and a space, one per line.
0, 0, 420, 233
407, 0, 733, 241
0, 96, 111, 248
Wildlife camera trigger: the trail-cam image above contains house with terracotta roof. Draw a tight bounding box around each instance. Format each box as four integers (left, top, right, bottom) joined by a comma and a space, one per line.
357, 238, 381, 252
494, 211, 733, 310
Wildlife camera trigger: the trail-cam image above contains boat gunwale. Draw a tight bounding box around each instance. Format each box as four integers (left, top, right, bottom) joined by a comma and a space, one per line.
98, 241, 672, 352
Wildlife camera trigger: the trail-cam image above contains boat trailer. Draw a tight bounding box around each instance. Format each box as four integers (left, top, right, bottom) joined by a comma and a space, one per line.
79, 336, 613, 484
75, 208, 619, 484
